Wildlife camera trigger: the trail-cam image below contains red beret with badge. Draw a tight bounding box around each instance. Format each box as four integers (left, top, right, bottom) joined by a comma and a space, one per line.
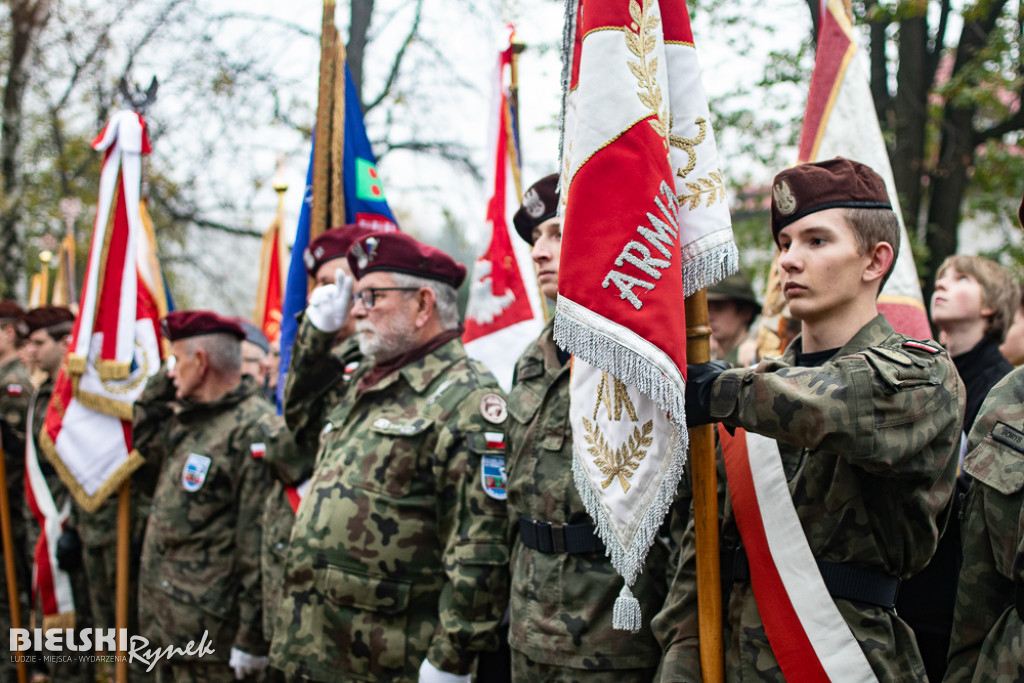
347, 232, 467, 288
512, 173, 559, 246
161, 310, 246, 342
19, 306, 75, 337
771, 157, 892, 244
303, 224, 379, 277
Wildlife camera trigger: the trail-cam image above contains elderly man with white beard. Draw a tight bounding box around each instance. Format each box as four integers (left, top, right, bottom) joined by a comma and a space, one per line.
270, 231, 511, 683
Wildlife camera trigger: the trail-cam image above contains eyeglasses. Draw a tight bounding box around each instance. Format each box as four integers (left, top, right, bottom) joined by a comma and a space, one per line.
353, 287, 418, 310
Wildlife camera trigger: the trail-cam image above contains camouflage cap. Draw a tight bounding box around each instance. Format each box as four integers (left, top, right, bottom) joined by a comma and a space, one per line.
347, 232, 467, 288
162, 310, 245, 342
771, 157, 891, 244
513, 173, 559, 245
19, 306, 75, 337
303, 224, 378, 277
707, 270, 760, 308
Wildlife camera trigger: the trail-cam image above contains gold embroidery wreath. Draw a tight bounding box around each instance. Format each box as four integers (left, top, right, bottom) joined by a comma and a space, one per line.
626, 0, 668, 147
582, 416, 654, 494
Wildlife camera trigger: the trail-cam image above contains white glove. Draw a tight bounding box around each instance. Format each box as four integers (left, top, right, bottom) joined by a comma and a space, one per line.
418, 658, 470, 683
306, 269, 353, 332
229, 647, 269, 680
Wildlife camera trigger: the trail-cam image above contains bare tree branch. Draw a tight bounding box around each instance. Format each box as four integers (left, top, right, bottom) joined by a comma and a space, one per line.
364, 0, 424, 114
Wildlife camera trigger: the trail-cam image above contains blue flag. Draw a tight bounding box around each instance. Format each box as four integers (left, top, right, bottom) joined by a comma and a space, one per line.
342, 65, 397, 231
276, 63, 398, 411
276, 141, 315, 412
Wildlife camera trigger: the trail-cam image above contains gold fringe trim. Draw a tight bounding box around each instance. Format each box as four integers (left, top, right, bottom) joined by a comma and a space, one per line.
98, 360, 131, 381
66, 355, 87, 376
39, 431, 145, 514
70, 389, 135, 421
42, 611, 75, 631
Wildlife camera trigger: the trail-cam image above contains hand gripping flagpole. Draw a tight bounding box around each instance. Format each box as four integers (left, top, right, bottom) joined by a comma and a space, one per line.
685, 288, 723, 682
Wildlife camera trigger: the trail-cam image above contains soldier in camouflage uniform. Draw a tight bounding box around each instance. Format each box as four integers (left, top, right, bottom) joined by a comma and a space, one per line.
0, 301, 32, 680
506, 174, 672, 682
136, 311, 274, 682
270, 232, 510, 683
655, 159, 965, 681
261, 225, 373, 647
21, 306, 95, 681
943, 356, 1024, 680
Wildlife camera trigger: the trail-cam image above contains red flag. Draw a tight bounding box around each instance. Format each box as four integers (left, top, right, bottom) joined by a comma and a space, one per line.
555, 0, 736, 629
255, 214, 285, 343
40, 111, 163, 513
463, 33, 543, 390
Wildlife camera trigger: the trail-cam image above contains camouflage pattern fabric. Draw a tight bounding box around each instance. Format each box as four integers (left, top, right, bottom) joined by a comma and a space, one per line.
283, 317, 365, 455
506, 319, 672, 678
654, 314, 964, 682
269, 337, 510, 682
945, 365, 1024, 682
137, 375, 274, 670
257, 411, 314, 642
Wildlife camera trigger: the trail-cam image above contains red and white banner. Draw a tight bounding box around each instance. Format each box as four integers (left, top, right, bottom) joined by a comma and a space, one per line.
555, 0, 735, 629
255, 210, 285, 345
464, 32, 543, 391
41, 110, 164, 512
25, 400, 75, 628
798, 0, 930, 339
720, 424, 878, 682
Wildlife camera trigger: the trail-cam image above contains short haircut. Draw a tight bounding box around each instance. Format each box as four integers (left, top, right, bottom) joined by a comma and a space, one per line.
936, 255, 1020, 342
389, 272, 460, 330
184, 333, 242, 375
843, 207, 901, 293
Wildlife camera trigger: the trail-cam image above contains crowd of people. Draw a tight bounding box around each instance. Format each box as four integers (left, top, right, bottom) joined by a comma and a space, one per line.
0, 156, 1022, 682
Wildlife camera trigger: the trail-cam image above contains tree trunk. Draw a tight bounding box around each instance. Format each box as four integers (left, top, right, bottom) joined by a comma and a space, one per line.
891, 15, 928, 233
1, 0, 54, 299
347, 0, 374, 107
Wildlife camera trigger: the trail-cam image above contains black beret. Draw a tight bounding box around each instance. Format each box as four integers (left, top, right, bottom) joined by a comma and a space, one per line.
513, 174, 559, 245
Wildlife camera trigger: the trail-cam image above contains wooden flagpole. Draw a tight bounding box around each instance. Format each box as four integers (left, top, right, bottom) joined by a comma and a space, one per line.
685, 288, 723, 682
311, 0, 338, 245
115, 481, 130, 682
0, 441, 27, 683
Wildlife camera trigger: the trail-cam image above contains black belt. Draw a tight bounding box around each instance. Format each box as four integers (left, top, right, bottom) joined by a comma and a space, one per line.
518, 516, 605, 555
725, 547, 901, 610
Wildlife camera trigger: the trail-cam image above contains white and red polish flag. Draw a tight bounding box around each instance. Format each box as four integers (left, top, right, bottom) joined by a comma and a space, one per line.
798, 0, 930, 338
554, 0, 736, 630
463, 32, 544, 391
40, 110, 164, 513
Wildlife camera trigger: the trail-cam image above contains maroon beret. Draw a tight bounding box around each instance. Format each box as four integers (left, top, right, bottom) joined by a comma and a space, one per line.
0, 300, 25, 323
347, 232, 467, 288
19, 306, 75, 337
771, 157, 892, 243
303, 225, 378, 277
161, 310, 246, 342
513, 174, 559, 245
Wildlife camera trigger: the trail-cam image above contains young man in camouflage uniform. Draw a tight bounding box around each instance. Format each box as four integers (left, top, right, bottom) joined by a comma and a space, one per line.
270, 232, 510, 683
656, 158, 965, 681
943, 364, 1024, 681
505, 174, 673, 682
135, 310, 274, 682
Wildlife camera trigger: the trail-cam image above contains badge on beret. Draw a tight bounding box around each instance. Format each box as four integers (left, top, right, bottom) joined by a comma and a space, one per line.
773, 180, 797, 216
481, 453, 507, 500
523, 187, 545, 218
182, 453, 211, 492
480, 393, 508, 424
353, 236, 380, 270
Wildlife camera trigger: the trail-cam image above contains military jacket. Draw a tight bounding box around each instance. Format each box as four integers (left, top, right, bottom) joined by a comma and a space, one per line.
137, 376, 273, 660
0, 356, 32, 450
506, 319, 668, 672
944, 366, 1024, 682
654, 315, 964, 682
270, 337, 510, 682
